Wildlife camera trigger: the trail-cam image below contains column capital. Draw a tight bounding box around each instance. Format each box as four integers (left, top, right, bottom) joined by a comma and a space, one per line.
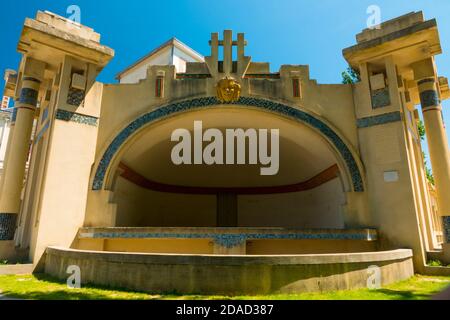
417, 77, 440, 111
411, 58, 436, 82
22, 57, 46, 83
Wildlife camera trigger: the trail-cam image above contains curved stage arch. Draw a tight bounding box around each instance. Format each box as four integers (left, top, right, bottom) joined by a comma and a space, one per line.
92, 97, 364, 192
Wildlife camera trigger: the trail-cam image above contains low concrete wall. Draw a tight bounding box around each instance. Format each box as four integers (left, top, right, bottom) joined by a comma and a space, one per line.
44, 247, 413, 295
0, 241, 28, 263
423, 266, 450, 276
0, 241, 17, 261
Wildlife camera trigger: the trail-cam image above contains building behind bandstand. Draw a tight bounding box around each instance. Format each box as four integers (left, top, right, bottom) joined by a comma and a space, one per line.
0, 11, 450, 294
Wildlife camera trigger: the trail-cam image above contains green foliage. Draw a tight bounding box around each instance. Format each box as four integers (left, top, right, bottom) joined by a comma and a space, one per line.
342, 67, 361, 84
426, 166, 435, 186
422, 151, 435, 186
428, 260, 443, 267
0, 274, 450, 300
0, 274, 152, 300
0, 260, 8, 265
419, 118, 435, 186
417, 120, 426, 141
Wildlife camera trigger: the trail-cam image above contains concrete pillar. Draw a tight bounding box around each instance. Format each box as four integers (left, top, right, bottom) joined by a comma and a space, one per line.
216, 193, 238, 227
205, 33, 219, 79
223, 30, 233, 76
0, 115, 14, 190
415, 73, 450, 248
0, 58, 45, 241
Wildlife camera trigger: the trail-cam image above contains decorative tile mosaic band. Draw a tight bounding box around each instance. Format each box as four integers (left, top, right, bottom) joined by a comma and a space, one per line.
41, 108, 49, 124
55, 109, 98, 126
11, 108, 18, 124
34, 120, 50, 145
417, 78, 436, 86
357, 111, 402, 129
176, 74, 212, 79
371, 87, 391, 109
443, 216, 450, 243
80, 230, 378, 248
244, 73, 281, 79
92, 96, 364, 192
419, 90, 440, 109
18, 87, 38, 106
0, 213, 17, 240
22, 76, 41, 84
67, 88, 85, 106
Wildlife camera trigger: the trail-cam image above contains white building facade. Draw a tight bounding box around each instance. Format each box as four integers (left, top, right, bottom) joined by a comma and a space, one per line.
116, 38, 204, 84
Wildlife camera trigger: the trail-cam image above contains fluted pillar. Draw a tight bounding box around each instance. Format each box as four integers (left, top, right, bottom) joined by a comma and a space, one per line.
0, 58, 44, 241
417, 77, 450, 244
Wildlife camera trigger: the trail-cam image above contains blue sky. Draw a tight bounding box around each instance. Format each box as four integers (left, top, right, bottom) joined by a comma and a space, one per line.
1, 0, 450, 154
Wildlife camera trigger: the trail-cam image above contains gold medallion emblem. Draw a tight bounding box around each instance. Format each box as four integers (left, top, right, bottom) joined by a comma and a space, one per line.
216, 77, 241, 103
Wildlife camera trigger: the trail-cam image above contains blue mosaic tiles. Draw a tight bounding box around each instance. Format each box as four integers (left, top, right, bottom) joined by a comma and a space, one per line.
357, 111, 402, 129
419, 90, 440, 109
91, 97, 364, 192
55, 109, 98, 126
19, 88, 38, 106
11, 108, 18, 124
67, 88, 85, 106
443, 216, 450, 243
82, 230, 378, 248
371, 88, 391, 109
34, 121, 50, 145
41, 108, 49, 124
0, 213, 17, 240
214, 234, 248, 248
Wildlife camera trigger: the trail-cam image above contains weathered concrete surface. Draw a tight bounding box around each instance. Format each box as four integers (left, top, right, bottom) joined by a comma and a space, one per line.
423, 266, 450, 276
44, 247, 413, 295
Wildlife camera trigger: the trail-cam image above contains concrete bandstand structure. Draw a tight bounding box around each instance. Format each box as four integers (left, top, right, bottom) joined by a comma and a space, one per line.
1, 11, 450, 294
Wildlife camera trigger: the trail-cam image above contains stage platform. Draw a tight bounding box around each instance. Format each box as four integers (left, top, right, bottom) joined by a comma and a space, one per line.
75, 227, 378, 255
44, 246, 413, 295
40, 227, 415, 295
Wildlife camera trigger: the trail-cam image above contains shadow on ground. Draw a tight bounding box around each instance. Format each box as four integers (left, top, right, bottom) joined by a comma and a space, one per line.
1, 273, 448, 300
373, 289, 434, 300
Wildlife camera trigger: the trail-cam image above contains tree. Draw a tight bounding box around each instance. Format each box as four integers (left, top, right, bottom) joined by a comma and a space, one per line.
341, 67, 361, 84
423, 151, 435, 186
418, 121, 435, 185
417, 120, 426, 141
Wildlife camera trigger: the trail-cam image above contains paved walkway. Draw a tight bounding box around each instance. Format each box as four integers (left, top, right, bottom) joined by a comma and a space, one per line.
0, 264, 33, 275
0, 289, 22, 300
0, 265, 32, 300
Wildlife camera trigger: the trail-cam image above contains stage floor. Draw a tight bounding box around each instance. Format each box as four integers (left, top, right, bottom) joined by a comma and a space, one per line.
45, 246, 414, 295
75, 227, 378, 255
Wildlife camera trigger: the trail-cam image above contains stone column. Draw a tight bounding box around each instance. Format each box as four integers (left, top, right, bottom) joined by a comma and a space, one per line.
0, 58, 45, 241
417, 77, 450, 246
223, 30, 233, 76
216, 193, 238, 227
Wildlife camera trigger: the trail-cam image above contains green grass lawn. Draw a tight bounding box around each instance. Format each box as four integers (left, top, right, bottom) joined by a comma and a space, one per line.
0, 274, 449, 300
